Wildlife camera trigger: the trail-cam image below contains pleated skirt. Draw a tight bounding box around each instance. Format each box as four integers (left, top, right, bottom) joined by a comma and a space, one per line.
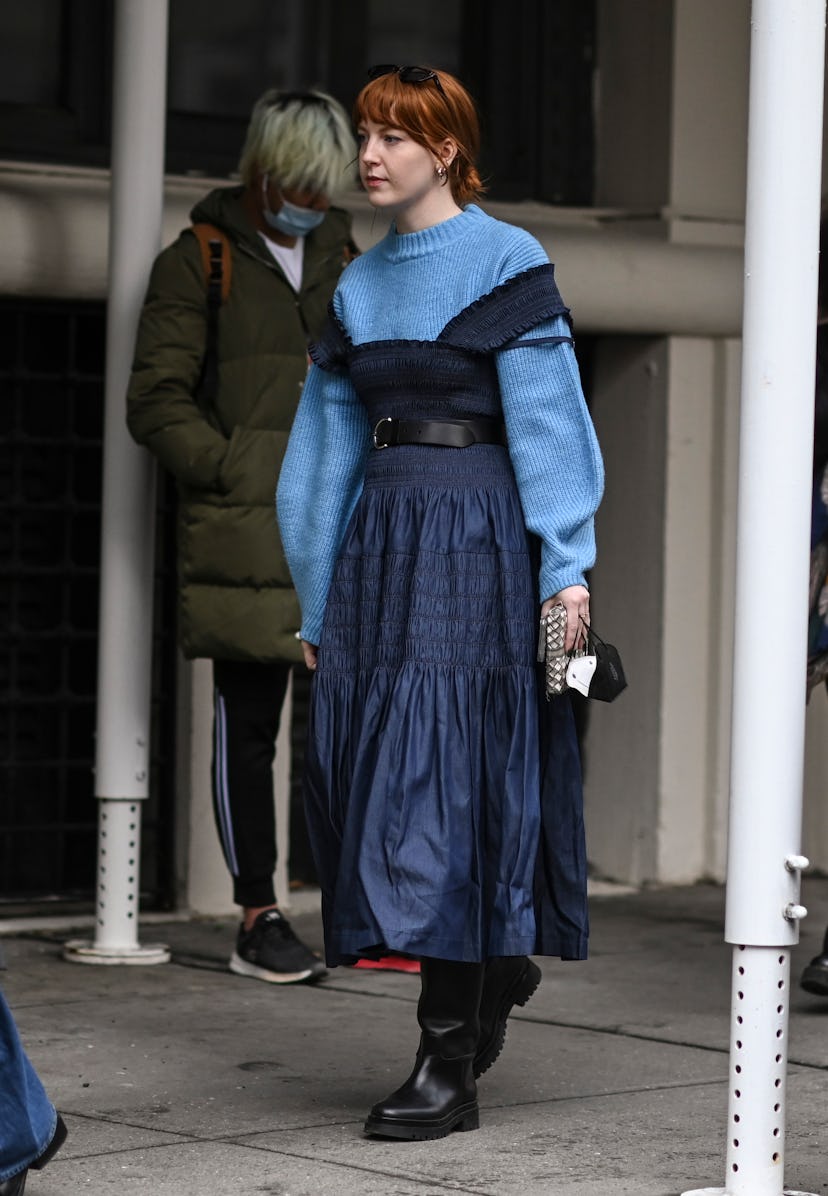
304, 443, 588, 965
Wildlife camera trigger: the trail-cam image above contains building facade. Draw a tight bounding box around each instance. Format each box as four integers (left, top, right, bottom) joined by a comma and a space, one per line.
2, 0, 827, 917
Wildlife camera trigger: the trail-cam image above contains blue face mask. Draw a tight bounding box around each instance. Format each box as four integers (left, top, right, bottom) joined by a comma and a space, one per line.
261, 176, 326, 237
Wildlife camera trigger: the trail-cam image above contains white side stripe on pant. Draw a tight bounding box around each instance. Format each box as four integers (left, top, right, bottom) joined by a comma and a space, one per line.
213, 688, 239, 875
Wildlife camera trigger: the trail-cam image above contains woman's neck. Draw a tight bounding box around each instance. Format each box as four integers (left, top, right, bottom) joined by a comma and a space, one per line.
393, 189, 463, 235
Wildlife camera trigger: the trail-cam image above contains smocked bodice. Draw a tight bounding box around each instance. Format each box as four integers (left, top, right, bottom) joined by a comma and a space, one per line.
309, 264, 572, 425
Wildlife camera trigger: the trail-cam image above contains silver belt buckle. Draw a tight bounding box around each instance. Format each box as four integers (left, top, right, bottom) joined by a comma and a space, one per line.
373, 417, 393, 449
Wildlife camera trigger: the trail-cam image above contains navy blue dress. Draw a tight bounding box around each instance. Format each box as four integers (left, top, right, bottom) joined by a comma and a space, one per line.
304, 266, 588, 966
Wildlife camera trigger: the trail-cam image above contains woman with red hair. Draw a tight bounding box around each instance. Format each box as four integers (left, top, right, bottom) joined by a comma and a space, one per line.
277, 66, 604, 1139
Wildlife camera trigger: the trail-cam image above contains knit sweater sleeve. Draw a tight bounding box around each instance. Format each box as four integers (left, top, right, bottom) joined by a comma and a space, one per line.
497, 314, 604, 599
276, 363, 371, 644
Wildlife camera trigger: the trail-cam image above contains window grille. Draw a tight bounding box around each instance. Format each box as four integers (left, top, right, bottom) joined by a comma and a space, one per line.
0, 299, 176, 912
0, 1, 596, 206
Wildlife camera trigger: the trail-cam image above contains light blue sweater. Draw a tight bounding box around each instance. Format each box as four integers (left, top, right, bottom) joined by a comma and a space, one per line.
277, 204, 604, 645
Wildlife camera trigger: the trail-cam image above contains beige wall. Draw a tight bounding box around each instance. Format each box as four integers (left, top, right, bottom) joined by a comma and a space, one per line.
583, 335, 741, 885
587, 0, 828, 885
2, 0, 827, 904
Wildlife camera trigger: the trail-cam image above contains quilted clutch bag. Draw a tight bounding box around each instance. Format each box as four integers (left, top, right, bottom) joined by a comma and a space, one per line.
537, 603, 570, 698
538, 608, 628, 702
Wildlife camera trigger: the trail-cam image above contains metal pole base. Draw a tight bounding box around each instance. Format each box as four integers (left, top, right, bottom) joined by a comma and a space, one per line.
63, 939, 170, 966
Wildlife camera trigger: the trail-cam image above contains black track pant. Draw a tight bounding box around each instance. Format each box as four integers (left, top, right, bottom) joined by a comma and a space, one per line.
211, 660, 292, 909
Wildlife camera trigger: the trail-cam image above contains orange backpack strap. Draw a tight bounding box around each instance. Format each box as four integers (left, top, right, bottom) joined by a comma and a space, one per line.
191, 222, 232, 303
191, 224, 231, 410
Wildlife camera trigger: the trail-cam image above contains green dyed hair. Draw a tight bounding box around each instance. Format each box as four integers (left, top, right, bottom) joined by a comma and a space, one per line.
238, 89, 356, 198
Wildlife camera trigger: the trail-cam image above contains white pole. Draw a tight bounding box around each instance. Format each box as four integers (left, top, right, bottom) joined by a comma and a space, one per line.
682, 1, 824, 1193
65, 0, 170, 966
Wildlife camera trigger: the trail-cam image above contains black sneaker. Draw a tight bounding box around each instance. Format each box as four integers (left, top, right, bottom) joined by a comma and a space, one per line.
229, 908, 327, 984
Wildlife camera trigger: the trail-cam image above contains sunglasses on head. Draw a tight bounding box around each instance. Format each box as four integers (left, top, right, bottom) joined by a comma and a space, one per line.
366, 64, 445, 94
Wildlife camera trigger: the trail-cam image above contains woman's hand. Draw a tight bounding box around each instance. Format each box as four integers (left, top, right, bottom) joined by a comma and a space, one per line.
541, 585, 590, 652
301, 640, 318, 671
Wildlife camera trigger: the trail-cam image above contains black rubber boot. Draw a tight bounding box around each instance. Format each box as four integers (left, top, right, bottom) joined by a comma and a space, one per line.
28, 1114, 67, 1171
364, 958, 485, 1140
0, 1114, 67, 1196
800, 925, 828, 996
474, 956, 542, 1078
0, 1171, 27, 1196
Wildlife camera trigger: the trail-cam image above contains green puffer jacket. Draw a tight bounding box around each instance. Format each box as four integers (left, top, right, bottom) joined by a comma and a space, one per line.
127, 186, 353, 662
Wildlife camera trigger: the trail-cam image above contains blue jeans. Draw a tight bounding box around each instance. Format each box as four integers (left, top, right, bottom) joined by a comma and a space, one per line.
0, 988, 57, 1183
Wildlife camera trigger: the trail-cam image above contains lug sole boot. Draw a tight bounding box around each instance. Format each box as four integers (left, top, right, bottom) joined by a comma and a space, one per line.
474, 955, 542, 1078
364, 958, 484, 1141
0, 1114, 68, 1196
363, 1052, 480, 1140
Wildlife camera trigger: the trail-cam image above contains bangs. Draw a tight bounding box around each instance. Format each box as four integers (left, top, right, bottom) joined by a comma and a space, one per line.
353, 74, 447, 144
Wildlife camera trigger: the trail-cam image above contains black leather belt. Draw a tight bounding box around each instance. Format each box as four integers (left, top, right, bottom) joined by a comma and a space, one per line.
372, 417, 507, 450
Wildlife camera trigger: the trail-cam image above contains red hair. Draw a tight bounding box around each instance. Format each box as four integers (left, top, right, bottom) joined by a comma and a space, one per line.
353, 69, 485, 207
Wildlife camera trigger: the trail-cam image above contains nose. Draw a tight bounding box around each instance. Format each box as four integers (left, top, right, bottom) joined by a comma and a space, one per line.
360, 136, 380, 166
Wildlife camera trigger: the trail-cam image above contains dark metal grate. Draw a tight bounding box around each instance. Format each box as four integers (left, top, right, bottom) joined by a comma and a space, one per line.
0, 299, 176, 912
461, 0, 596, 205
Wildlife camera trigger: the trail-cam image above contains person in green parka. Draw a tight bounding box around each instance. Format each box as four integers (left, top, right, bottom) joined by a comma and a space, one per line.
127, 89, 357, 984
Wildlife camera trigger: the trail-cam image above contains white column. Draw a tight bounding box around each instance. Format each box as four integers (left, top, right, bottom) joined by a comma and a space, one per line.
683, 1, 825, 1193
65, 0, 171, 965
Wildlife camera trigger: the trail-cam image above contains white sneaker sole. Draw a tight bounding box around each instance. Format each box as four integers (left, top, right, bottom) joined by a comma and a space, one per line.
228, 952, 325, 985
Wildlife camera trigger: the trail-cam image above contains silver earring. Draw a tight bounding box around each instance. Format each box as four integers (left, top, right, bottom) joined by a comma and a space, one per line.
436, 164, 446, 179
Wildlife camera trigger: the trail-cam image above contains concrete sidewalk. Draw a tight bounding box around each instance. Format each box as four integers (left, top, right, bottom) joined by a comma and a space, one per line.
2, 880, 826, 1196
